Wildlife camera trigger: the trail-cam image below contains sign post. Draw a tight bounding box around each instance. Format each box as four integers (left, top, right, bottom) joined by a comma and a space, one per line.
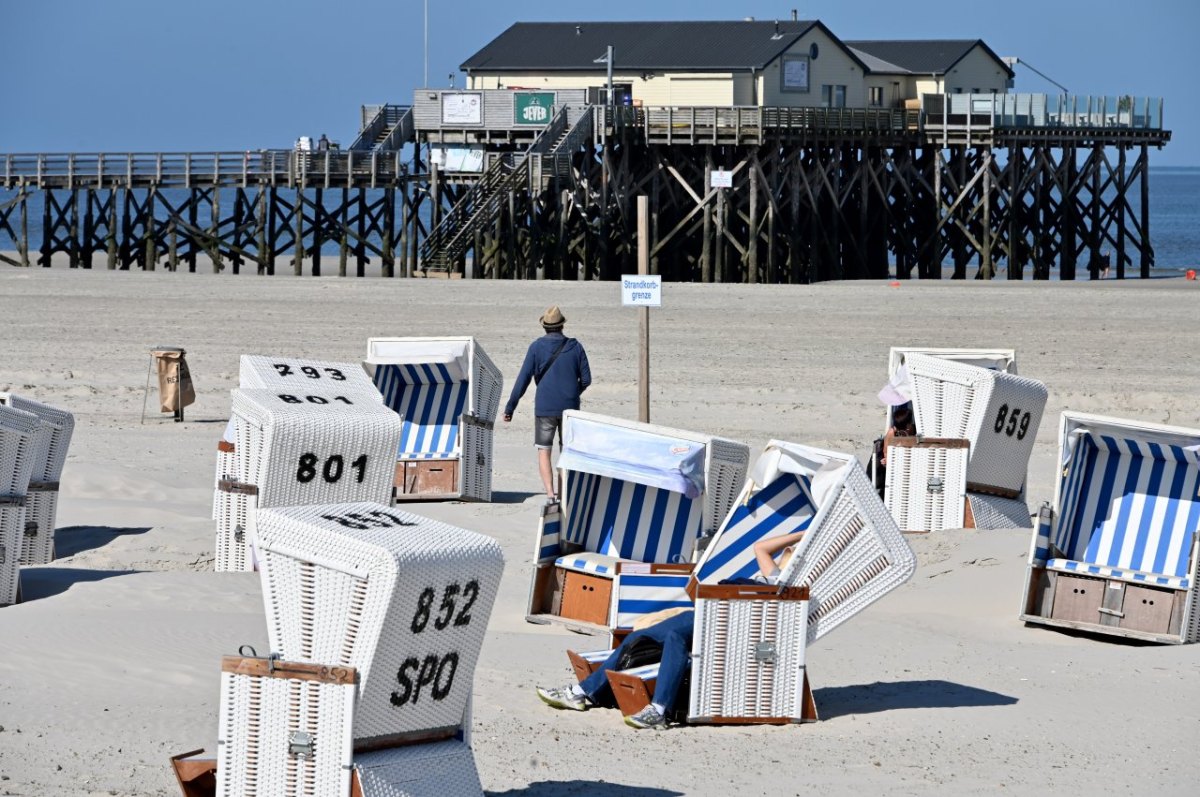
622, 196, 660, 423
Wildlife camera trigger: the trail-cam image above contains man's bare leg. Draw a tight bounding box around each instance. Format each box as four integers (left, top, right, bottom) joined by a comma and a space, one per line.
538, 447, 556, 499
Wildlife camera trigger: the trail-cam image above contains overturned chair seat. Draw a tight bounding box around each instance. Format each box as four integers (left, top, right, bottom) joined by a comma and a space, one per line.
0, 393, 73, 565
214, 389, 400, 572
1021, 412, 1200, 644
363, 337, 503, 502
528, 410, 749, 634
565, 441, 915, 724
213, 358, 384, 573
251, 501, 503, 795
882, 349, 1044, 531
0, 404, 43, 606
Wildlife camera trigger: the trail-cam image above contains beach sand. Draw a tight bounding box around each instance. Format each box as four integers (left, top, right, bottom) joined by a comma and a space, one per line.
0, 268, 1197, 796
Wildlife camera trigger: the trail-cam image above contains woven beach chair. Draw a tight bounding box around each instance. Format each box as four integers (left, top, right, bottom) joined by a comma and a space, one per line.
883, 437, 970, 533
252, 502, 504, 750
214, 389, 400, 572
215, 654, 358, 797
0, 393, 74, 565
686, 441, 915, 723
527, 410, 749, 634
363, 337, 503, 502
0, 404, 43, 605
1021, 412, 1200, 644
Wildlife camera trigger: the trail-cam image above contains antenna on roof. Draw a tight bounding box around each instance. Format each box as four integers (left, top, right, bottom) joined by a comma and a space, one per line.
792, 9, 798, 21
575, 25, 582, 36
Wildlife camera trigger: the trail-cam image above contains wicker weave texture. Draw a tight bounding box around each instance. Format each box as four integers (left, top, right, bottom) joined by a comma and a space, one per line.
354, 740, 483, 797
706, 438, 751, 536
782, 462, 916, 643
967, 492, 1033, 530
1185, 551, 1200, 644
459, 416, 493, 502
907, 354, 1047, 494
216, 668, 355, 797
0, 505, 24, 605
468, 342, 503, 423
20, 491, 58, 565
239, 355, 380, 398
0, 393, 74, 481
689, 596, 808, 721
254, 502, 504, 743
231, 389, 401, 510
0, 405, 40, 496
884, 444, 968, 532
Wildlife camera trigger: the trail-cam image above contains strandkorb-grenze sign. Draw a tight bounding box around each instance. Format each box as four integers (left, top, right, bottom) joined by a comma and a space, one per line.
621, 275, 662, 307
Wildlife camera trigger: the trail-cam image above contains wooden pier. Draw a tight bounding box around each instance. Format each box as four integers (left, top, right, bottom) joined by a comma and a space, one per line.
0, 93, 1171, 280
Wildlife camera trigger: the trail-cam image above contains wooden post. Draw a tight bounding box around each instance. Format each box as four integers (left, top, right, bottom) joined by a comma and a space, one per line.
311, 187, 323, 276
1008, 146, 1021, 280
106, 189, 118, 269
293, 188, 305, 276
186, 189, 198, 273
39, 189, 52, 267
210, 186, 222, 273
1089, 144, 1102, 279
256, 188, 268, 275
1138, 142, 1148, 279
1116, 145, 1127, 279
18, 186, 29, 267
637, 195, 650, 424
701, 153, 713, 283
168, 218, 178, 271
81, 189, 95, 268
981, 148, 992, 279
356, 187, 367, 278
382, 186, 395, 278
68, 189, 80, 268
748, 155, 759, 284
339, 187, 349, 277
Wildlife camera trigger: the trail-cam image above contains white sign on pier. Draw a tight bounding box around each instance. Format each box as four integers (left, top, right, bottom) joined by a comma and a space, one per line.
621, 275, 662, 307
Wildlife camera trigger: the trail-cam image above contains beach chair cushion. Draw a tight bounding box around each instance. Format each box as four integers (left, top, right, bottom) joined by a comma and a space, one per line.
556, 551, 624, 577
1050, 432, 1200, 580
373, 364, 469, 459
563, 470, 704, 564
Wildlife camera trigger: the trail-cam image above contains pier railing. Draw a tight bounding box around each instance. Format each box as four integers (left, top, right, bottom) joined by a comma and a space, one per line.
0, 150, 410, 189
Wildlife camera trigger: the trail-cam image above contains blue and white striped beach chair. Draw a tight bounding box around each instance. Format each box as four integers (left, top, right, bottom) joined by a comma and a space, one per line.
688, 441, 915, 724
1021, 412, 1200, 644
527, 410, 749, 633
364, 337, 503, 502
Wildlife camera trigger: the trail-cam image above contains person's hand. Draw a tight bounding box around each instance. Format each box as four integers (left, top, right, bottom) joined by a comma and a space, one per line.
503, 413, 512, 423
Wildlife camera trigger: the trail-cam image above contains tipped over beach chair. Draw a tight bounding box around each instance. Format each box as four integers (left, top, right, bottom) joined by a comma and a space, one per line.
527, 410, 749, 634
0, 404, 43, 605
1021, 412, 1200, 644
251, 501, 502, 794
0, 393, 74, 565
363, 337, 502, 502
213, 389, 399, 572
880, 349, 1043, 531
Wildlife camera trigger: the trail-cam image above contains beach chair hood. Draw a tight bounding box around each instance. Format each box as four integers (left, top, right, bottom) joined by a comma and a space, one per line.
556, 415, 706, 498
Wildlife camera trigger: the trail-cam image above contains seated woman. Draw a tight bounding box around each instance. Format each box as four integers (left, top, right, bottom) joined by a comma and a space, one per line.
752, 528, 807, 584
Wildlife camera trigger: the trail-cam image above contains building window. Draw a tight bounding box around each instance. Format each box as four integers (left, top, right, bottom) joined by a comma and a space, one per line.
869, 86, 883, 107
821, 84, 846, 108
780, 54, 810, 93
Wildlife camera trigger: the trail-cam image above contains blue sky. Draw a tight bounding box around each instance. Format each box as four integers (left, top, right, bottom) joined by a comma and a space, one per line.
3, 0, 1194, 165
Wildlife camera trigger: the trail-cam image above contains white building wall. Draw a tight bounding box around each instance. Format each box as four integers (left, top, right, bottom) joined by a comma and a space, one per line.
942, 46, 1009, 94
759, 27, 866, 107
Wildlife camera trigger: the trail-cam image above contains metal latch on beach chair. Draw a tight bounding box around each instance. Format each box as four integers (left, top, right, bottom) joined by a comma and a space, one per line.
27, 481, 59, 492
218, 479, 259, 497
755, 641, 777, 663
288, 731, 314, 759
0, 494, 26, 508
927, 477, 944, 494
24, 521, 38, 537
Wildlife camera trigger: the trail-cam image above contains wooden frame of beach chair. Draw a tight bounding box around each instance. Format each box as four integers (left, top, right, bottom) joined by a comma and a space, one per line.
0, 404, 42, 606
363, 337, 503, 502
0, 393, 74, 565
883, 437, 970, 533
215, 654, 358, 797
216, 389, 399, 574
686, 441, 915, 724
1020, 412, 1200, 644
878, 349, 1034, 530
251, 502, 504, 748
526, 410, 749, 634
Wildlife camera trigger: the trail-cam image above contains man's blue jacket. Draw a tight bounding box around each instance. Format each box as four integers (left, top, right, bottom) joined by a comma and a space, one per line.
505, 331, 591, 418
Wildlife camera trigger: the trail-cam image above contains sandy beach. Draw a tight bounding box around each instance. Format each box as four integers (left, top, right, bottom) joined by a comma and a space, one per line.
0, 267, 1197, 796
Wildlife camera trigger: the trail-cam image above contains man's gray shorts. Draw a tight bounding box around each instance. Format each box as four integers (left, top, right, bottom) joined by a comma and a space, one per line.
534, 416, 563, 450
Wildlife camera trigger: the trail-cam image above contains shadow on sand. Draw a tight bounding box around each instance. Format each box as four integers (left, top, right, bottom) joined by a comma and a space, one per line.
815, 679, 1018, 718
489, 784, 684, 797
51, 525, 151, 558
489, 490, 546, 504
19, 567, 140, 601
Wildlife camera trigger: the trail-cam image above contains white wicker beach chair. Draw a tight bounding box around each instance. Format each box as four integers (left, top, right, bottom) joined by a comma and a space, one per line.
903, 352, 1047, 499
363, 337, 503, 502
686, 441, 915, 724
0, 393, 74, 565
527, 410, 749, 634
215, 654, 357, 797
238, 354, 380, 396
1021, 412, 1200, 644
252, 502, 504, 748
883, 437, 969, 533
0, 404, 43, 605
214, 390, 401, 572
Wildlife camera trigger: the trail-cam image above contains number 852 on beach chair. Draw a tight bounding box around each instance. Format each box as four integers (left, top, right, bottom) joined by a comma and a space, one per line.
363, 337, 503, 503
1021, 412, 1200, 644
527, 410, 750, 635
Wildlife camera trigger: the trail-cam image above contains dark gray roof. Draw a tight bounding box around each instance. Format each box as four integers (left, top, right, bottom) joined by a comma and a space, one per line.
844, 39, 1014, 78
462, 20, 843, 72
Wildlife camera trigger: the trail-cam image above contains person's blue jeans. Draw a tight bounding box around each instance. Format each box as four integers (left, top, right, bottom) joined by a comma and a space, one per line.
580, 610, 694, 712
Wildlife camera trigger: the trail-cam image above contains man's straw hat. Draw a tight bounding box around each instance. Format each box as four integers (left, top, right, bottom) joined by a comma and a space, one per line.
540, 305, 566, 328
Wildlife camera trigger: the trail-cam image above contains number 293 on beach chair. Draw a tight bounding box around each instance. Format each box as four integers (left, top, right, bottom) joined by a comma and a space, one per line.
363, 337, 503, 502
250, 501, 505, 796
527, 410, 749, 634
1021, 412, 1200, 644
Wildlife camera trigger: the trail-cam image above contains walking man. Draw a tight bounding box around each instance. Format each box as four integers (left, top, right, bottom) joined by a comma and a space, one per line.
503, 306, 591, 500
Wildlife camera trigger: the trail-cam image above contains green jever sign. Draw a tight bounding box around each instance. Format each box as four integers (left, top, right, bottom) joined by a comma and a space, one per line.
514, 92, 555, 126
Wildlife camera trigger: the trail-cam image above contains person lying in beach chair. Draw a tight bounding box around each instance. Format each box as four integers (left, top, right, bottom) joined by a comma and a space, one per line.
751, 528, 807, 585
536, 608, 694, 731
